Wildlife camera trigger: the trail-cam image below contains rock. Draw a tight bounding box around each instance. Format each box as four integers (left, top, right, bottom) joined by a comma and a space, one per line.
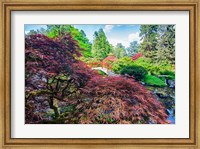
152, 88, 169, 99
155, 92, 169, 98
166, 79, 175, 88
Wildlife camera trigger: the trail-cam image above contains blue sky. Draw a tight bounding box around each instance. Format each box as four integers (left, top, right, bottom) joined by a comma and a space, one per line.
25, 24, 141, 47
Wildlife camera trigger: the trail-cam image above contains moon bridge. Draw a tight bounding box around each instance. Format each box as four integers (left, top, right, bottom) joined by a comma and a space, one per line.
92, 67, 117, 76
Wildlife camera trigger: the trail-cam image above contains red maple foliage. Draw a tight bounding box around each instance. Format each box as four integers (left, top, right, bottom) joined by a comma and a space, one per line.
77, 76, 169, 124
25, 34, 98, 123
132, 52, 143, 60
103, 55, 118, 62
88, 61, 102, 68
102, 55, 118, 69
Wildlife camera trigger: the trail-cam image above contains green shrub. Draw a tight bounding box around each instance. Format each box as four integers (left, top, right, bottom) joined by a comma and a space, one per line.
112, 57, 133, 73
160, 70, 175, 80
167, 75, 175, 80
112, 57, 175, 79
133, 58, 175, 76
144, 75, 167, 87
120, 65, 147, 81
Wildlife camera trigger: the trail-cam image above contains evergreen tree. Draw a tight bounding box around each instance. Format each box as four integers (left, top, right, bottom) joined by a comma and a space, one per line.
139, 25, 159, 51
156, 25, 175, 64
126, 41, 139, 56
113, 43, 126, 58
139, 25, 175, 64
91, 29, 111, 59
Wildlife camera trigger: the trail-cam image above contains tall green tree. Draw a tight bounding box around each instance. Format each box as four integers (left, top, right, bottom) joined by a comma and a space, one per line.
46, 25, 66, 38
156, 25, 175, 64
126, 41, 139, 56
71, 28, 92, 58
46, 25, 92, 57
91, 29, 111, 59
139, 25, 159, 51
113, 43, 126, 58
139, 25, 175, 64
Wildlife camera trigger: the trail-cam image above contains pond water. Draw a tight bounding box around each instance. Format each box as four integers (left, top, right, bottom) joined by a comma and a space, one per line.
167, 109, 175, 124
145, 85, 175, 124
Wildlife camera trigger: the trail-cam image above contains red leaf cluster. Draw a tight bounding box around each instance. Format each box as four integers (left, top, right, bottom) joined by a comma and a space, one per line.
77, 76, 169, 124
132, 52, 143, 60
88, 56, 118, 70
103, 55, 118, 62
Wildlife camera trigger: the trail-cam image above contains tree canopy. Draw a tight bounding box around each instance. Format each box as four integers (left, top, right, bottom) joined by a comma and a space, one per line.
91, 29, 112, 59
112, 43, 126, 58
46, 25, 92, 58
139, 25, 175, 64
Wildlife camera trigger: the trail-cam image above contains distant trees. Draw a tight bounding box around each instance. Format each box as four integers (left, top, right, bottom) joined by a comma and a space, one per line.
139, 25, 175, 64
139, 25, 159, 51
112, 43, 126, 58
126, 41, 139, 56
27, 30, 37, 35
91, 29, 111, 59
156, 25, 175, 64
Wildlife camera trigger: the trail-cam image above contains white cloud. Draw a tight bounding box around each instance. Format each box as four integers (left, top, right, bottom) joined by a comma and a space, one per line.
25, 31, 29, 34
128, 32, 141, 43
108, 38, 130, 48
104, 25, 114, 33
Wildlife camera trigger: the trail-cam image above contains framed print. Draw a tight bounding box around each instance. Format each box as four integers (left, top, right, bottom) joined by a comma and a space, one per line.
0, 0, 200, 148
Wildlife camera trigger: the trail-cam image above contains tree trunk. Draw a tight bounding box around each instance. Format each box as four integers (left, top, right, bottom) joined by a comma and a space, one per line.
49, 97, 59, 119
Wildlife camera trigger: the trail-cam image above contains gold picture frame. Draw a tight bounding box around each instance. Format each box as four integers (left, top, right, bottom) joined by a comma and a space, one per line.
0, 0, 199, 148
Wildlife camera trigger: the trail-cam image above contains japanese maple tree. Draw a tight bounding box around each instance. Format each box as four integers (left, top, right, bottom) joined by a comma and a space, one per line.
25, 34, 98, 123
75, 76, 169, 124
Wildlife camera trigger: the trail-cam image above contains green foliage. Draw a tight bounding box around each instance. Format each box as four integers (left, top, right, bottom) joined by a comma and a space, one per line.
133, 58, 174, 76
139, 25, 159, 51
155, 25, 175, 64
112, 57, 133, 73
70, 28, 92, 58
78, 57, 100, 63
120, 65, 148, 81
139, 25, 175, 65
112, 57, 174, 81
46, 25, 92, 57
112, 43, 126, 58
91, 29, 111, 59
160, 70, 175, 80
144, 75, 167, 87
126, 41, 139, 56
